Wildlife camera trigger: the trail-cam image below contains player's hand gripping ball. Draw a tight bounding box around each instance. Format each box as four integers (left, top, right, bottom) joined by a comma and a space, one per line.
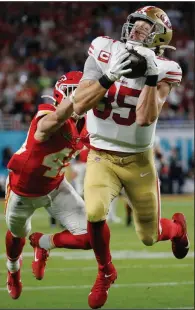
122, 49, 147, 79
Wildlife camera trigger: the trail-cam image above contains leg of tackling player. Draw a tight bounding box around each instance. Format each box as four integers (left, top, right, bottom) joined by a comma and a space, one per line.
29, 178, 92, 280
5, 182, 44, 299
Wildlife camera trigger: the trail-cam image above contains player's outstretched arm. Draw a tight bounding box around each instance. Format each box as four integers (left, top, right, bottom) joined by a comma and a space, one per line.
136, 80, 171, 126
72, 49, 132, 115
134, 46, 171, 126
71, 79, 108, 115
34, 98, 73, 142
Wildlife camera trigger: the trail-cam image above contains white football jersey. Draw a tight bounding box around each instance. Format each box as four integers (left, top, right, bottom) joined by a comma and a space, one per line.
87, 36, 182, 153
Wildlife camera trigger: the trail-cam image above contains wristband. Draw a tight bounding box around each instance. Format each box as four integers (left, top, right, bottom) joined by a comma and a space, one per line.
145, 75, 158, 87
99, 74, 114, 89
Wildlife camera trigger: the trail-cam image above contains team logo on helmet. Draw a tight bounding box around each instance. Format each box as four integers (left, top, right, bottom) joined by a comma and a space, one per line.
136, 6, 155, 14
156, 13, 172, 29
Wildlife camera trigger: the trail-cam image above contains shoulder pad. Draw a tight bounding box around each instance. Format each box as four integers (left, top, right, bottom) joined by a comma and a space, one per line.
157, 57, 182, 85
88, 36, 123, 64
35, 104, 56, 119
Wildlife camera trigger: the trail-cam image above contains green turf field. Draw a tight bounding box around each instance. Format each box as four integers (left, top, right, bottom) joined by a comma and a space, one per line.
0, 195, 194, 309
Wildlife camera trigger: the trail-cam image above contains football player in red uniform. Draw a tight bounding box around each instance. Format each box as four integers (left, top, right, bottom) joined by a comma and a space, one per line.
4, 71, 93, 300
65, 6, 189, 309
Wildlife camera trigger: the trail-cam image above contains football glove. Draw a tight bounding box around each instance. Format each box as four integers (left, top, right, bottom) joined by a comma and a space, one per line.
133, 46, 158, 76
105, 48, 132, 82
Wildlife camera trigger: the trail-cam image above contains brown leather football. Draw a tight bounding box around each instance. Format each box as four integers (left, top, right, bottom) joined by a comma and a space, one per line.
123, 49, 147, 79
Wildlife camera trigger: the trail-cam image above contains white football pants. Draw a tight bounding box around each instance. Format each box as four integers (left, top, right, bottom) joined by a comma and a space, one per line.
5, 177, 87, 238
72, 162, 86, 197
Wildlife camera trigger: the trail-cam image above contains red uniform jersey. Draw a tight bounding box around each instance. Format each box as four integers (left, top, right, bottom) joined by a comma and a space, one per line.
79, 149, 89, 163
79, 118, 90, 149
8, 104, 88, 197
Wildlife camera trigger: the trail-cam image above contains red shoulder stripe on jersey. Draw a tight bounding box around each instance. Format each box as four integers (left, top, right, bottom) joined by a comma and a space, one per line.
88, 44, 94, 55
157, 56, 169, 61
166, 71, 182, 76
160, 78, 181, 83
88, 49, 93, 55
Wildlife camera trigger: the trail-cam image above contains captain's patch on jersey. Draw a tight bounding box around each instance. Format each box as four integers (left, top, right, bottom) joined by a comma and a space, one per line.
98, 50, 111, 63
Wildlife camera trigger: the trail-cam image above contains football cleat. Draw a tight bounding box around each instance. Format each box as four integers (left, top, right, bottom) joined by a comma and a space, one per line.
29, 233, 49, 280
88, 263, 117, 309
7, 258, 22, 299
171, 213, 190, 259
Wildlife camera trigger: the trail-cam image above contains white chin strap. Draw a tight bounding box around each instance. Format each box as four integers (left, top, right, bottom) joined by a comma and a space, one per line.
159, 45, 176, 51
126, 41, 176, 53
126, 40, 143, 50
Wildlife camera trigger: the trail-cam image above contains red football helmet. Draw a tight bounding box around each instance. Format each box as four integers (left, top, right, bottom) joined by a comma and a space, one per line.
53, 71, 83, 105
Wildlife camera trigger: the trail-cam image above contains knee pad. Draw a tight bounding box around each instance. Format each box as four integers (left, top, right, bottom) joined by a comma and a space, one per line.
11, 227, 30, 238
7, 218, 31, 238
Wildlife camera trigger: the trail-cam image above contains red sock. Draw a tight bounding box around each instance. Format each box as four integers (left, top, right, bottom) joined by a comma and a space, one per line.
53, 231, 91, 250
6, 230, 25, 261
87, 220, 111, 272
158, 218, 183, 241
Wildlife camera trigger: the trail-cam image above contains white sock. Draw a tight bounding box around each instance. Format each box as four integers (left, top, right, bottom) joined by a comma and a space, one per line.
7, 258, 20, 273
39, 234, 55, 250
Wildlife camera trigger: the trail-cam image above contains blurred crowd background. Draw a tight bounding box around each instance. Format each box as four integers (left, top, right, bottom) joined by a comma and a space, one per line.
0, 2, 194, 197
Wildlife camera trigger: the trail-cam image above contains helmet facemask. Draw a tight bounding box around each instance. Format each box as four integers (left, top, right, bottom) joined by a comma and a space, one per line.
42, 71, 85, 121
60, 84, 78, 100
121, 7, 175, 55
121, 15, 164, 47
57, 83, 84, 121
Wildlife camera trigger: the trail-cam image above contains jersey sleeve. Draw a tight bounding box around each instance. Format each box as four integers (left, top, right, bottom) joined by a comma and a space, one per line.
81, 56, 103, 81
88, 36, 111, 58
157, 59, 182, 86
81, 36, 112, 80
87, 36, 123, 74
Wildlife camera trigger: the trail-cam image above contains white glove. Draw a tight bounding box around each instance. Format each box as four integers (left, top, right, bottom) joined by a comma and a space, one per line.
105, 49, 132, 81
133, 46, 158, 76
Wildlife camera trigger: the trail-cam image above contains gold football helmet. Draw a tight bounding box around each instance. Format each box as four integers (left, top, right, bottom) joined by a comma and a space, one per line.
121, 6, 173, 54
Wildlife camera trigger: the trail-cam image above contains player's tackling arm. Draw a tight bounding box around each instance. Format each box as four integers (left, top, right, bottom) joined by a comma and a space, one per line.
34, 98, 73, 142
72, 79, 108, 115
72, 50, 132, 115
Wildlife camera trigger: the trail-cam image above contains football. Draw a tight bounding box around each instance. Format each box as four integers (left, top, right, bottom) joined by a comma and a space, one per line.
123, 49, 147, 79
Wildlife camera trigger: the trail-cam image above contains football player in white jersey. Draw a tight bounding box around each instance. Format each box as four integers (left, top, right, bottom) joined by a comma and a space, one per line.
68, 6, 189, 309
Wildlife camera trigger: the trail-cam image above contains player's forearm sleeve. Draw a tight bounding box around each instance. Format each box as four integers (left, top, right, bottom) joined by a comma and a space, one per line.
81, 56, 103, 81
